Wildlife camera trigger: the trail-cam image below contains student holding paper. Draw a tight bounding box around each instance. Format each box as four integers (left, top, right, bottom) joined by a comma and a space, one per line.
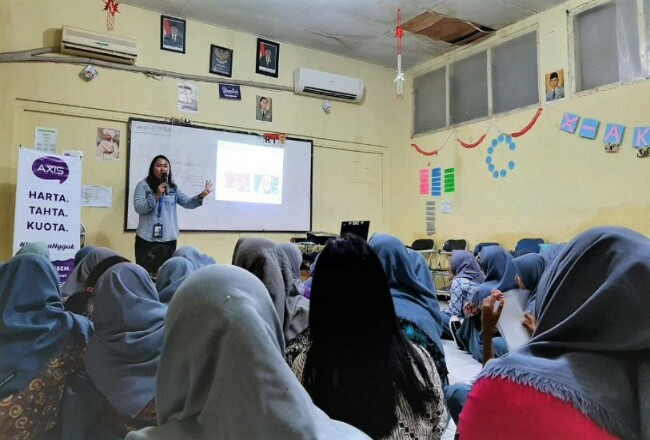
459, 227, 646, 440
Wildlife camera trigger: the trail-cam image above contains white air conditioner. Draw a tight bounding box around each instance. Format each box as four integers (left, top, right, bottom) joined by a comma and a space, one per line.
294, 68, 365, 103
60, 26, 138, 64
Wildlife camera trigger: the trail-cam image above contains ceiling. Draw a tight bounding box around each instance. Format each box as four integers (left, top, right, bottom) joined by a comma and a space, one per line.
120, 0, 566, 69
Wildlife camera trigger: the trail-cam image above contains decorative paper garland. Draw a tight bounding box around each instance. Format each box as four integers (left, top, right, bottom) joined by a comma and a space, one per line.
411, 107, 543, 156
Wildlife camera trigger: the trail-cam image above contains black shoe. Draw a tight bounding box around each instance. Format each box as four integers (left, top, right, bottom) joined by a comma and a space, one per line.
450, 317, 466, 351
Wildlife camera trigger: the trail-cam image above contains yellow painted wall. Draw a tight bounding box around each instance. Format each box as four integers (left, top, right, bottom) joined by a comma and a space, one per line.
0, 0, 408, 262
397, 0, 650, 251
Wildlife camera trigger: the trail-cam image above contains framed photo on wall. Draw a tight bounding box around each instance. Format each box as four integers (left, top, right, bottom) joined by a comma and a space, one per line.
209, 45, 233, 77
161, 15, 186, 53
256, 38, 279, 78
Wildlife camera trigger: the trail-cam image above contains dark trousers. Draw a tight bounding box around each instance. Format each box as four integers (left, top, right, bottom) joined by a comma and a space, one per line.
134, 235, 177, 268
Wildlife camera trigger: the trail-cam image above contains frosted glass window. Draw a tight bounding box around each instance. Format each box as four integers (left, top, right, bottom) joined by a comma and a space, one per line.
449, 52, 487, 124
574, 1, 641, 91
492, 32, 539, 113
413, 68, 446, 135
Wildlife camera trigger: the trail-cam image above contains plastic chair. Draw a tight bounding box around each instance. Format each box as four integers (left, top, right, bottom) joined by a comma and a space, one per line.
512, 238, 544, 256
409, 238, 436, 270
473, 242, 500, 257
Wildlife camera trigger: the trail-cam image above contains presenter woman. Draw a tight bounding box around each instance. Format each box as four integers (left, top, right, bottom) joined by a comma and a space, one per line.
133, 155, 213, 267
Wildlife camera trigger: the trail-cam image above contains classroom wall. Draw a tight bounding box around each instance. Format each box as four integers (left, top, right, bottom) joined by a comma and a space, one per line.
396, 0, 650, 251
0, 0, 408, 263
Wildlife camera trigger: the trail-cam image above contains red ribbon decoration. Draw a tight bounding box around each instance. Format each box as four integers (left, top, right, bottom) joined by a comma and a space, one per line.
395, 9, 403, 54
511, 107, 543, 138
104, 0, 119, 15
411, 144, 441, 156
458, 133, 487, 149
410, 107, 544, 156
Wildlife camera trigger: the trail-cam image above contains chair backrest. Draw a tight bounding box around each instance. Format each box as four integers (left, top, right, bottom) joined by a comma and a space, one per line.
473, 242, 500, 256
411, 238, 434, 251
442, 239, 467, 252
514, 238, 544, 253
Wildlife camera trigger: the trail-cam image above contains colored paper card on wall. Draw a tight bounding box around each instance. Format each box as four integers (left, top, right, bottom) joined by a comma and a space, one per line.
579, 118, 600, 140
431, 167, 442, 197
419, 169, 429, 195
633, 127, 650, 147
444, 167, 455, 193
603, 123, 625, 145
560, 112, 580, 134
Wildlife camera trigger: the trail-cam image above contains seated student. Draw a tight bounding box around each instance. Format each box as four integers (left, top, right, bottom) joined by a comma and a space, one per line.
233, 237, 310, 342
459, 226, 648, 440
457, 246, 513, 363
441, 250, 485, 341
172, 245, 216, 270
15, 241, 50, 258
84, 263, 166, 436
369, 233, 448, 385
291, 234, 447, 439
279, 242, 306, 295
0, 253, 92, 439
74, 245, 95, 267
511, 253, 546, 316
61, 247, 121, 300
155, 256, 195, 303
126, 264, 370, 440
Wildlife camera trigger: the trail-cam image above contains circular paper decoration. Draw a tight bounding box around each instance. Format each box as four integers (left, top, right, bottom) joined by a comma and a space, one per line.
485, 134, 516, 179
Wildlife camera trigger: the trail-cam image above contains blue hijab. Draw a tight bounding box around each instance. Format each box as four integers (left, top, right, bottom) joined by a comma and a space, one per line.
156, 257, 194, 303
15, 242, 50, 259
369, 234, 443, 345
0, 254, 92, 397
172, 245, 216, 271
279, 242, 306, 295
480, 226, 650, 440
74, 246, 96, 267
540, 243, 565, 264
472, 246, 516, 305
450, 250, 485, 283
84, 263, 166, 418
512, 253, 546, 313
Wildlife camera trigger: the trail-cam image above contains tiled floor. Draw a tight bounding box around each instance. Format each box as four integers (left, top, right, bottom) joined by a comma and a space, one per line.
440, 339, 483, 440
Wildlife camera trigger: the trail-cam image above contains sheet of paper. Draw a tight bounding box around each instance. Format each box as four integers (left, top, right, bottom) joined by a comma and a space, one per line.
496, 289, 531, 352
81, 185, 112, 207
441, 200, 452, 214
34, 127, 58, 153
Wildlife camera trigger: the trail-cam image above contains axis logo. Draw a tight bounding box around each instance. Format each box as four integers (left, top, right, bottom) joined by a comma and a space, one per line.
32, 156, 69, 183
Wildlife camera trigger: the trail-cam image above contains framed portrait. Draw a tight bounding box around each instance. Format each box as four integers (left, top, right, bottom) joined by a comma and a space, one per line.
256, 95, 272, 122
545, 69, 565, 102
161, 15, 186, 53
256, 38, 280, 78
209, 45, 233, 77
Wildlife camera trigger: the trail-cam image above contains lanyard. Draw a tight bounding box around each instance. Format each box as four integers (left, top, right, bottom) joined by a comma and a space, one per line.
157, 196, 163, 219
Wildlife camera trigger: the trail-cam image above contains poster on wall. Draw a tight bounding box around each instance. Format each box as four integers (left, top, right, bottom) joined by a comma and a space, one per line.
96, 127, 120, 160
13, 148, 81, 283
178, 82, 198, 113
545, 69, 565, 101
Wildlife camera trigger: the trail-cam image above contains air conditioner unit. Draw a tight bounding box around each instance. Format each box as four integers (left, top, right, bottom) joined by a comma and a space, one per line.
294, 68, 365, 103
60, 26, 138, 65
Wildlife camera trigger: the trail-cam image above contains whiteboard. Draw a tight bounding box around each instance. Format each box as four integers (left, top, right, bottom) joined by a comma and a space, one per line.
126, 119, 313, 232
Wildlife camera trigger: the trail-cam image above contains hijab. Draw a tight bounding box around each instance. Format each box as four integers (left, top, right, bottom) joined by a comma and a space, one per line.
512, 253, 547, 314
61, 247, 119, 299
479, 226, 650, 440
172, 245, 216, 270
279, 242, 306, 295
450, 250, 485, 283
84, 263, 166, 418
233, 237, 310, 341
472, 246, 516, 305
125, 265, 370, 440
74, 246, 96, 266
540, 243, 565, 264
0, 254, 92, 397
156, 257, 194, 303
15, 242, 50, 259
369, 234, 444, 346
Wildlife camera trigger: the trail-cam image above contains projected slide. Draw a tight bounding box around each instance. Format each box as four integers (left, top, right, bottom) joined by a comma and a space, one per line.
215, 141, 284, 204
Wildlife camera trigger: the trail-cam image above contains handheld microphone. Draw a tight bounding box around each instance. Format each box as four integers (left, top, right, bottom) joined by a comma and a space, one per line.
162, 173, 168, 195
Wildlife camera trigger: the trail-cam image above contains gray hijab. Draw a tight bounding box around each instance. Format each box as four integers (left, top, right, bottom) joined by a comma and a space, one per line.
125, 265, 370, 440
61, 247, 119, 299
479, 226, 650, 439
15, 242, 50, 259
279, 242, 306, 295
172, 245, 216, 270
233, 237, 309, 341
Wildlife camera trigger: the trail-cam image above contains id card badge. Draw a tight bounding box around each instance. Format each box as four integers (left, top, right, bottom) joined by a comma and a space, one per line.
153, 223, 163, 238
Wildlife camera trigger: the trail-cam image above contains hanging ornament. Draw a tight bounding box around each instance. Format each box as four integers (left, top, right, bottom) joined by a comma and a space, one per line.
394, 8, 405, 100
103, 0, 120, 31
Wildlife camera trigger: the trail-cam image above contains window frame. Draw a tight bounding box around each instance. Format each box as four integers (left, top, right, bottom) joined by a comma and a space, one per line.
412, 26, 540, 138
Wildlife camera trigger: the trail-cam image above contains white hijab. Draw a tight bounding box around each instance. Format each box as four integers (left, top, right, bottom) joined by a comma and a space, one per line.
126, 265, 369, 440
